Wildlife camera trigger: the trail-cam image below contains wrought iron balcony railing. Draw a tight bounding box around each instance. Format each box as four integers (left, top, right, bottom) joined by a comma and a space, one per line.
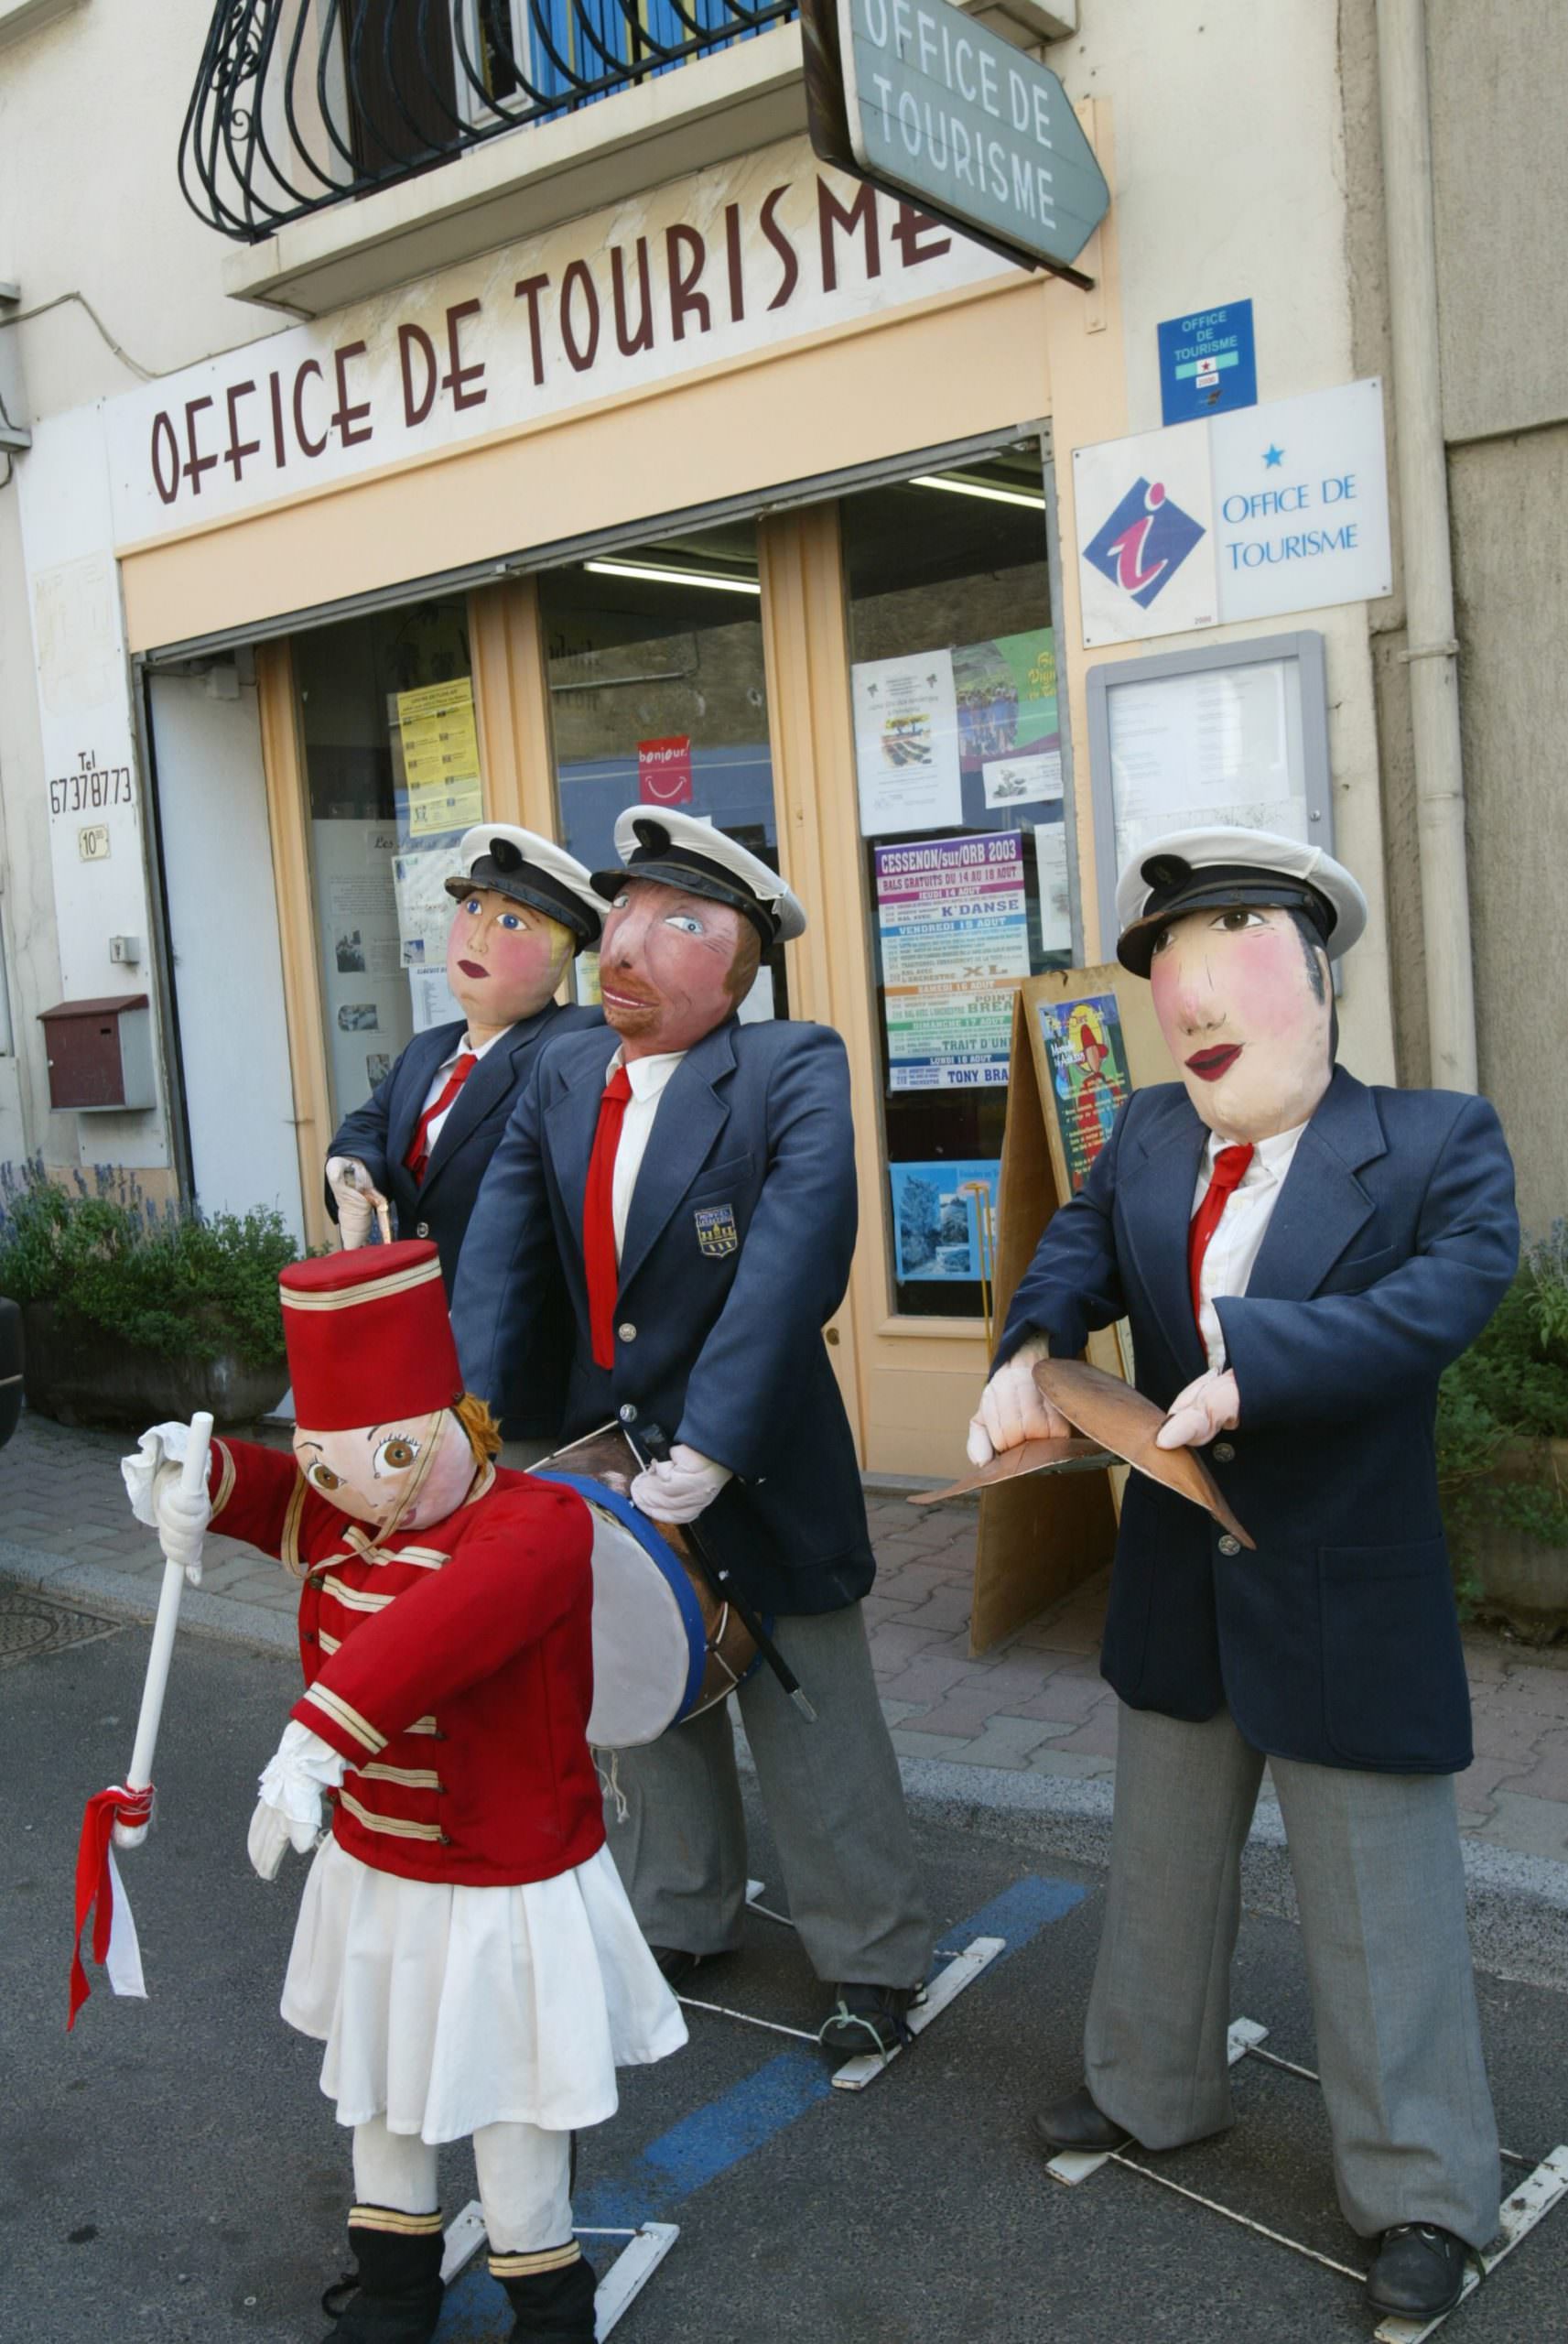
180, 0, 798, 242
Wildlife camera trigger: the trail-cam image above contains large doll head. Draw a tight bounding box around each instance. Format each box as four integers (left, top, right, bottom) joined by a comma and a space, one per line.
279, 1243, 499, 1537
442, 827, 603, 1040
589, 810, 806, 1059
1116, 828, 1368, 1144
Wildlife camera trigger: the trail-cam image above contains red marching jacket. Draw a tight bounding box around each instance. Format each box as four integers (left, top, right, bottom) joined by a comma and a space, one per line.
205, 1438, 604, 1889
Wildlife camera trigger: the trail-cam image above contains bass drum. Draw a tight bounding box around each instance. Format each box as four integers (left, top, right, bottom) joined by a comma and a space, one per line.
531, 1427, 759, 1749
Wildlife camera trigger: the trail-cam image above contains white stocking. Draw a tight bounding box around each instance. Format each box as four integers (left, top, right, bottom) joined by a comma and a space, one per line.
351, 2114, 440, 2215
472, 2121, 573, 2252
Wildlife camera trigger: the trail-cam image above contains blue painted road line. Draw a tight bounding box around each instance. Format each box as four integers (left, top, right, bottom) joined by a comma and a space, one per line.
437, 1873, 1089, 2338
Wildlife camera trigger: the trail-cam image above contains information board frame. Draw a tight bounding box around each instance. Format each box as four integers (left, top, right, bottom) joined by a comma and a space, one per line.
1085, 630, 1334, 953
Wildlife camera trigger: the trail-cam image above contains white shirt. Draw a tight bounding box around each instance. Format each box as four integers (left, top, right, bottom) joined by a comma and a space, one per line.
1192, 1123, 1307, 1372
416, 1027, 506, 1155
607, 1047, 687, 1255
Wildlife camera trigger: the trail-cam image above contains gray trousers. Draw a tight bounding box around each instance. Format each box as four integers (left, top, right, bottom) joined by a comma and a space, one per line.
603, 1602, 934, 1988
1086, 1701, 1501, 2247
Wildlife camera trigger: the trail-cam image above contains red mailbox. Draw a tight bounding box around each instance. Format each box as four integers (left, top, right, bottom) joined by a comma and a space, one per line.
38, 994, 156, 1112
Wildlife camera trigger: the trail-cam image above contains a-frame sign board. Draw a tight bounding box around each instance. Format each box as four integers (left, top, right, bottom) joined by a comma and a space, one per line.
969, 965, 1169, 1654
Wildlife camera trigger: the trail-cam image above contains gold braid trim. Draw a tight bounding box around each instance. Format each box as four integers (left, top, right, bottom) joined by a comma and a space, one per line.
350, 2206, 443, 2237
489, 2241, 582, 2277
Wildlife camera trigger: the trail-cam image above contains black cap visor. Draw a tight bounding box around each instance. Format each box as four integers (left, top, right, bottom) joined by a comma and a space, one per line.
1119, 871, 1335, 978
445, 856, 600, 949
590, 850, 780, 948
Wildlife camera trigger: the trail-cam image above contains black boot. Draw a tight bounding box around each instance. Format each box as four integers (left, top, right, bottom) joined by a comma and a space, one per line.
491, 2242, 598, 2341
319, 2208, 445, 2344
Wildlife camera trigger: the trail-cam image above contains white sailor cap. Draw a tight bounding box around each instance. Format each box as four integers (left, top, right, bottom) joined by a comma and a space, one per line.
445, 825, 603, 950
1115, 825, 1367, 978
594, 808, 807, 945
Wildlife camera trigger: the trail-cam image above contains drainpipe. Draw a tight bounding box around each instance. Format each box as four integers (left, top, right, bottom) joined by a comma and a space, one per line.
1375, 0, 1477, 1091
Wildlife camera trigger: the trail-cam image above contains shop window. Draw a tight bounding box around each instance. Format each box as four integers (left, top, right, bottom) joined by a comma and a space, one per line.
842, 449, 1070, 1321
295, 598, 480, 1131
538, 523, 788, 1020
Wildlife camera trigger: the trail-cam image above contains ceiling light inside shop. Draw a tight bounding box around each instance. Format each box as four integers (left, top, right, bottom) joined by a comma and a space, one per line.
583, 560, 762, 596
909, 474, 1046, 510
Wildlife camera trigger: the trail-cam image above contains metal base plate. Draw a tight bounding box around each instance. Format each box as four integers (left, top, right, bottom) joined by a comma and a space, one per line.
440, 2207, 679, 2339
1045, 2019, 1269, 2185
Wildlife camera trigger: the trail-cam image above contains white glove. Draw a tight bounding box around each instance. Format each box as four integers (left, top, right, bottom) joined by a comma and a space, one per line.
630, 1444, 733, 1525
155, 1474, 211, 1587
121, 1420, 194, 1527
1156, 1369, 1241, 1452
247, 1720, 346, 1882
966, 1337, 1070, 1466
327, 1156, 389, 1250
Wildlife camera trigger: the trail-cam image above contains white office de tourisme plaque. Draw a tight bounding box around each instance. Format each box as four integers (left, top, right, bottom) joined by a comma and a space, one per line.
803, 0, 1110, 277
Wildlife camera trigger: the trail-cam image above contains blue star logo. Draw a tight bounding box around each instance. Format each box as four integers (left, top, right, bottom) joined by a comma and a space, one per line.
1262, 444, 1284, 469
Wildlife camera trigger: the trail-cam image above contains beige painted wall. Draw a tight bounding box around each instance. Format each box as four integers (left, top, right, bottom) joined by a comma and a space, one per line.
1448, 428, 1568, 1239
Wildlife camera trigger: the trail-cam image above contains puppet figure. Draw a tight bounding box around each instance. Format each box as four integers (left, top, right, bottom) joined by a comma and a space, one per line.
968, 827, 1519, 2326
453, 808, 934, 2056
123, 1241, 685, 2344
327, 826, 605, 1439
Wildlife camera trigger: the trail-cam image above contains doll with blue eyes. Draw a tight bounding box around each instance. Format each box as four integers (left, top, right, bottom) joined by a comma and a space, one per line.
326, 826, 605, 1441
124, 1241, 686, 2343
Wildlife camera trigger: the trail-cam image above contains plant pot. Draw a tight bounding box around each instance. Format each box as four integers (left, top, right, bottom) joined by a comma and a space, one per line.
20, 1300, 287, 1431
1469, 1436, 1568, 1634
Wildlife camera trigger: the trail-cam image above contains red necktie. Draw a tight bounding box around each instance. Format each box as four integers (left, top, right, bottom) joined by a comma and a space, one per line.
584, 1065, 633, 1370
1187, 1143, 1255, 1332
403, 1050, 476, 1183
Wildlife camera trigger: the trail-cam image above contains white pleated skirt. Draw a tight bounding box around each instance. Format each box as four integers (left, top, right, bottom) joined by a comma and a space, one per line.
280, 1836, 688, 2142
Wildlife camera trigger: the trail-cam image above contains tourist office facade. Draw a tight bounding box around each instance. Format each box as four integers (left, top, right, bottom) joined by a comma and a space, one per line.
8, 5, 1400, 1480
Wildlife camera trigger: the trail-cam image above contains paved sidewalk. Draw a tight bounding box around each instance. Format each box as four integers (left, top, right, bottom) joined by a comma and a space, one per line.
5, 1412, 1567, 1868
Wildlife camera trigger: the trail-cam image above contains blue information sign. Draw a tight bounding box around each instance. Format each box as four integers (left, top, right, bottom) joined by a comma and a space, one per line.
1157, 300, 1257, 424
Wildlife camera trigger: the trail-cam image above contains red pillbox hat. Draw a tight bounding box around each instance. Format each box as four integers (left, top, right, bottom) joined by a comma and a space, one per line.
279, 1242, 463, 1431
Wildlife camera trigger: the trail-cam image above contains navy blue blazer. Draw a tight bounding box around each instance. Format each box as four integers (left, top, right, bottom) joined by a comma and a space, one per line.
997, 1068, 1519, 1774
451, 1018, 874, 1615
328, 1002, 602, 1437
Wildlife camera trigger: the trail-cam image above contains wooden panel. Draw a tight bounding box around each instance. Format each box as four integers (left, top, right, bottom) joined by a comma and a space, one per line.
969, 962, 1169, 1652
254, 638, 334, 1251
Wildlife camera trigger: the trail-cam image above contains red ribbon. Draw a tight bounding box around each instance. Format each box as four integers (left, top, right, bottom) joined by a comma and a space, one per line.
68, 1784, 154, 2031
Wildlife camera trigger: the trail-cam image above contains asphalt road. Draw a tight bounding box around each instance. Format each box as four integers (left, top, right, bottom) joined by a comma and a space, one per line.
5, 1602, 1567, 2344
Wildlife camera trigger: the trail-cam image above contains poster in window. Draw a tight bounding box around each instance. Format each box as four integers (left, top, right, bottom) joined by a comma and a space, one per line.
852, 649, 963, 834
1036, 991, 1132, 1191
952, 626, 1063, 808
875, 832, 1030, 1091
890, 1159, 1000, 1282
395, 678, 483, 838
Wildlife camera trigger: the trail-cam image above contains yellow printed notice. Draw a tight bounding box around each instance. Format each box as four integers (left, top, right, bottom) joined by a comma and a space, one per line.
395, 678, 483, 838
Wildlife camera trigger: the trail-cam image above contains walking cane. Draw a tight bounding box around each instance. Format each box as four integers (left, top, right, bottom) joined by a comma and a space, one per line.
68, 1411, 213, 2026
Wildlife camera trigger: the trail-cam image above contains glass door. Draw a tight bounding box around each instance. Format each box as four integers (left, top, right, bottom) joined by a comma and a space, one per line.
840, 449, 1070, 1334
536, 521, 788, 1022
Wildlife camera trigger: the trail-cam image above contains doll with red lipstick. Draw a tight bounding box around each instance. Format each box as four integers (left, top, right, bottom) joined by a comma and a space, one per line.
327, 826, 604, 1438
968, 828, 1518, 2325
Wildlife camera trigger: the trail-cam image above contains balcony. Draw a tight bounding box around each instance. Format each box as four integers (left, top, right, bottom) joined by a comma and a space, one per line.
184, 0, 1077, 316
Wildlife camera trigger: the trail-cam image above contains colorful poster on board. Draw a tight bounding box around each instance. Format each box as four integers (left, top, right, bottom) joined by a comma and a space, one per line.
875, 832, 1030, 1090
395, 678, 483, 837
890, 1159, 1000, 1282
852, 649, 963, 834
1037, 991, 1132, 1190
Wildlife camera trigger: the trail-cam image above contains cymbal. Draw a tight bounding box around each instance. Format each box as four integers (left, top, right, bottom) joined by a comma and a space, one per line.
910, 1432, 1107, 1508
1034, 1358, 1256, 1550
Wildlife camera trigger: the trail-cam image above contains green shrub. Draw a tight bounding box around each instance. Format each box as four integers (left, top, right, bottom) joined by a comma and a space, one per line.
1437, 1222, 1568, 1610
0, 1161, 301, 1367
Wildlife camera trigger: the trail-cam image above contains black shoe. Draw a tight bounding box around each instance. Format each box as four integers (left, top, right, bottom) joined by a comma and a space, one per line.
817, 1981, 922, 2056
319, 2210, 444, 2342
651, 1945, 705, 1988
1030, 2084, 1133, 2156
1365, 2223, 1470, 2319
492, 2244, 598, 2341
